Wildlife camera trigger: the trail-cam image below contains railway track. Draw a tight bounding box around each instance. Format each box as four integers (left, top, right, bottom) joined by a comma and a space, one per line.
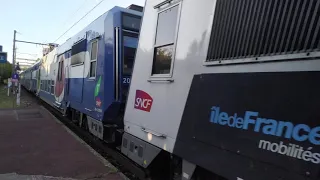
23, 89, 150, 180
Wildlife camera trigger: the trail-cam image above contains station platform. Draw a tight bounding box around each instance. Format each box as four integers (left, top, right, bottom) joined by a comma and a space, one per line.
0, 92, 127, 180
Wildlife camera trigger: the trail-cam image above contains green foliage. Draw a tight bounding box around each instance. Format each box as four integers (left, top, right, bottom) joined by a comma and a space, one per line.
0, 84, 15, 108
0, 62, 12, 80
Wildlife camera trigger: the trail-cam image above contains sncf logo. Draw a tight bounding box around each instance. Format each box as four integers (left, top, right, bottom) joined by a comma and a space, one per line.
134, 90, 153, 112
95, 97, 102, 107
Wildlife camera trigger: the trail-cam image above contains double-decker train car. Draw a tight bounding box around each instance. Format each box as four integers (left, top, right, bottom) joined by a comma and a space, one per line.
30, 62, 41, 94
21, 68, 32, 90
21, 4, 143, 142
20, 61, 40, 93
38, 48, 57, 104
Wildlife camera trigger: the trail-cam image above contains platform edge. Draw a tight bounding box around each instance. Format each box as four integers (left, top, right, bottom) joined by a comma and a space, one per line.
40, 106, 130, 180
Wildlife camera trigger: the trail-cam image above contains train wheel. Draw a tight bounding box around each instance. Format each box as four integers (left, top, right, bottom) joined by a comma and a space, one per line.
81, 116, 88, 130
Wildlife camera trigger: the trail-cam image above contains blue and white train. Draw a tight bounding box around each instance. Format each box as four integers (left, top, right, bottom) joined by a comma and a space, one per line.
20, 61, 41, 93
21, 4, 142, 146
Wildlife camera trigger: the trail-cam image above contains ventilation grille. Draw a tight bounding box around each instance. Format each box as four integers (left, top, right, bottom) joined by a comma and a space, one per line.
206, 0, 320, 62
130, 142, 134, 152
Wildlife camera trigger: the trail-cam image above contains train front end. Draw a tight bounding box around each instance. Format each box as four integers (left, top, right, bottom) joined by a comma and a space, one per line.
87, 5, 143, 145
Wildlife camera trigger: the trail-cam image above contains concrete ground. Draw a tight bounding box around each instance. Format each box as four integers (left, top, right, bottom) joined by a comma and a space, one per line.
0, 88, 127, 180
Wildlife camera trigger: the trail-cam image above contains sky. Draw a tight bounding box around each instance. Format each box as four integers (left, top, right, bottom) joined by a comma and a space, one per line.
0, 0, 145, 65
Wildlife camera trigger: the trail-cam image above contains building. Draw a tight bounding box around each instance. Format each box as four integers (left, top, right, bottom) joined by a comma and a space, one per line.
0, 45, 8, 64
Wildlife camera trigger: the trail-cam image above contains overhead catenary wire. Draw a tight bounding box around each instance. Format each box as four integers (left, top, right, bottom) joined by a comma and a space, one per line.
61, 0, 90, 28
53, 0, 106, 43
16, 52, 38, 57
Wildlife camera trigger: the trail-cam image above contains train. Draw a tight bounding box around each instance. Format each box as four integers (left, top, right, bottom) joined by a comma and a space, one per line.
20, 1, 320, 180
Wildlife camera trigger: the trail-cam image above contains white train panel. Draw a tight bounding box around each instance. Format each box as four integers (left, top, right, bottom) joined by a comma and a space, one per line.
124, 0, 320, 179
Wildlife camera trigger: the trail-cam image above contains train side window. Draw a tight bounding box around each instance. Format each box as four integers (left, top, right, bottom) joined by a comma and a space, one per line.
89, 40, 98, 78
51, 80, 54, 94
57, 61, 61, 81
59, 61, 63, 81
151, 4, 180, 76
47, 80, 49, 92
47, 80, 51, 93
57, 58, 64, 81
123, 33, 138, 75
71, 39, 86, 66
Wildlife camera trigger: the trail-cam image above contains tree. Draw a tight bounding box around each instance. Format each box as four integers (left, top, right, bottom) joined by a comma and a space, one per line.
0, 62, 12, 79
0, 62, 12, 84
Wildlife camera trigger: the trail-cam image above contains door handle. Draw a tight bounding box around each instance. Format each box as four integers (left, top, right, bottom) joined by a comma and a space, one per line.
141, 127, 166, 139
115, 27, 120, 101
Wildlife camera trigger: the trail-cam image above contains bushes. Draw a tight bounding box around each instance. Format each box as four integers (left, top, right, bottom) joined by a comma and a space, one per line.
0, 63, 12, 81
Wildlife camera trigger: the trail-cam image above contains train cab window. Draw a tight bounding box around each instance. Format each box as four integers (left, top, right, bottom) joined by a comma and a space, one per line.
89, 40, 98, 78
152, 4, 180, 76
122, 14, 141, 31
123, 33, 138, 75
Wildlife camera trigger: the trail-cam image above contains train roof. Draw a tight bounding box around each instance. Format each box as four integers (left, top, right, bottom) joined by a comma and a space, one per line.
20, 60, 41, 74
21, 4, 143, 75
57, 5, 143, 55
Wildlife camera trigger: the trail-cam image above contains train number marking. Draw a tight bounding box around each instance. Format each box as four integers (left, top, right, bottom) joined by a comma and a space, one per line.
123, 77, 131, 84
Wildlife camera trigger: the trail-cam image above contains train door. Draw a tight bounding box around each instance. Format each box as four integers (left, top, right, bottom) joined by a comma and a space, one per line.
37, 68, 41, 94
37, 69, 40, 93
32, 69, 37, 92
30, 70, 33, 90
55, 56, 64, 103
28, 71, 32, 90
64, 64, 69, 102
69, 40, 86, 103
121, 30, 139, 102
34, 69, 37, 92
118, 13, 141, 102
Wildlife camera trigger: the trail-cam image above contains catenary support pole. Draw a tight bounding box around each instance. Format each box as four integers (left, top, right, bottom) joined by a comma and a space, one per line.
12, 30, 16, 108
12, 30, 16, 75
17, 82, 20, 106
